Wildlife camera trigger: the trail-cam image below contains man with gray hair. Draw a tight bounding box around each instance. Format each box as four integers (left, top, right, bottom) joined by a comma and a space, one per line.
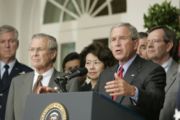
95, 23, 166, 120
147, 26, 179, 120
5, 33, 63, 120
0, 25, 32, 120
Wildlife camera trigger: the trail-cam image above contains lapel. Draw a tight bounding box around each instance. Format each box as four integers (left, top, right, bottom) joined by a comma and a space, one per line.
10, 61, 26, 77
165, 60, 178, 92
116, 55, 142, 103
48, 69, 60, 89
2, 61, 26, 91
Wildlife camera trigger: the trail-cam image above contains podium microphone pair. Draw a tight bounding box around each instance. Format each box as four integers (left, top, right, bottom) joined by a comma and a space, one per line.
54, 67, 88, 92
57, 67, 88, 81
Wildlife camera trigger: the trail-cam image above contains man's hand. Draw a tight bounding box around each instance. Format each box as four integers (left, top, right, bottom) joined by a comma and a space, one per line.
36, 86, 57, 94
105, 73, 136, 97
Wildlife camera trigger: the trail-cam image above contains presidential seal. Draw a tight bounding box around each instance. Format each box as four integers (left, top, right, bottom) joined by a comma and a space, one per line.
40, 102, 68, 120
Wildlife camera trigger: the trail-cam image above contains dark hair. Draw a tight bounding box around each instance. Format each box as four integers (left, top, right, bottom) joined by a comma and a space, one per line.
62, 52, 81, 71
148, 26, 177, 60
80, 42, 116, 68
138, 32, 148, 39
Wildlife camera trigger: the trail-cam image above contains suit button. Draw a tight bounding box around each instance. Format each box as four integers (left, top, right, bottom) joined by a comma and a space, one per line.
0, 93, 3, 97
0, 105, 2, 109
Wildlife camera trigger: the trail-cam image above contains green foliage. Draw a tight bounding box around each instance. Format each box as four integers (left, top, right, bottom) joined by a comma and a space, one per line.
144, 1, 180, 38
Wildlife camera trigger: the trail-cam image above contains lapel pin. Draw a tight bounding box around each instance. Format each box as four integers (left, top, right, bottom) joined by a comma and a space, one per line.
131, 74, 135, 77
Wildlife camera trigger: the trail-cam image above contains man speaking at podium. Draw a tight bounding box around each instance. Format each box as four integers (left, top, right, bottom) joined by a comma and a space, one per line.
5, 33, 63, 120
95, 23, 166, 120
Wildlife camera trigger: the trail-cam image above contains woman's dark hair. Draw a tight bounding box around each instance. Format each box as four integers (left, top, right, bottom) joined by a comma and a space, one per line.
80, 42, 116, 68
62, 52, 81, 71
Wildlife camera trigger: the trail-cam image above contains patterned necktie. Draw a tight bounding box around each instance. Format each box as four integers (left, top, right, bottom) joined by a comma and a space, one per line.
1, 64, 9, 85
112, 66, 124, 101
33, 75, 43, 93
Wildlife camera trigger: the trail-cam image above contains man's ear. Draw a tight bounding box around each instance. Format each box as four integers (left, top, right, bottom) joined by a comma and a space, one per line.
16, 40, 19, 48
134, 39, 139, 50
51, 50, 57, 61
166, 41, 173, 53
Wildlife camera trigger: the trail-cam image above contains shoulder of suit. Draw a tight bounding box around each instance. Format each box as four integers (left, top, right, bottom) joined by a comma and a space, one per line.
101, 64, 118, 74
13, 71, 34, 79
14, 61, 33, 71
136, 56, 162, 69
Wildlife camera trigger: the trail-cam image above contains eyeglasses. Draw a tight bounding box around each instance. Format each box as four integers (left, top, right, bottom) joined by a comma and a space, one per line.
147, 39, 165, 44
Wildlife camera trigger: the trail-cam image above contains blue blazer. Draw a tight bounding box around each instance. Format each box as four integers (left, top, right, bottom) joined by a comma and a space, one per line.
0, 60, 32, 120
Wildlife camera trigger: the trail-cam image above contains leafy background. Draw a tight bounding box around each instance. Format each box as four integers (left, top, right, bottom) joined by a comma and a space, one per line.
143, 0, 180, 61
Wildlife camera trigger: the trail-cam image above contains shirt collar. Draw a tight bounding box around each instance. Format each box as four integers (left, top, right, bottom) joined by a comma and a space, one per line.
161, 57, 173, 73
118, 54, 137, 75
34, 67, 54, 77
0, 59, 16, 72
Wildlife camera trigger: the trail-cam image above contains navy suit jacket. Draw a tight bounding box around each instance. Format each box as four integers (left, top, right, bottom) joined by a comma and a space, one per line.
0, 60, 32, 120
95, 55, 166, 120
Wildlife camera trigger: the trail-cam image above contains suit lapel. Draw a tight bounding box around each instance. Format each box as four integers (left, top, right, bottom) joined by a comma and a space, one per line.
48, 69, 60, 89
2, 61, 25, 91
165, 60, 178, 92
116, 56, 142, 103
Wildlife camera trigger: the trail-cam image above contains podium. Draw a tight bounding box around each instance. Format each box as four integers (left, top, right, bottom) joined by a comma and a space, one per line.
23, 92, 144, 120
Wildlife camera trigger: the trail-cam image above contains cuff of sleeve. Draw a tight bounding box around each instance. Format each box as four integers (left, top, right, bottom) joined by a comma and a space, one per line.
130, 86, 139, 102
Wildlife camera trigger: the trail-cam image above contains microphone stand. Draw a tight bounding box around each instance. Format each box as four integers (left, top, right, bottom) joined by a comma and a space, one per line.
54, 77, 67, 92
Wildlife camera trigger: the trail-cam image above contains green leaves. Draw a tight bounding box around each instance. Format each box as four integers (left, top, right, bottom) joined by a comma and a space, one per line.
144, 1, 180, 38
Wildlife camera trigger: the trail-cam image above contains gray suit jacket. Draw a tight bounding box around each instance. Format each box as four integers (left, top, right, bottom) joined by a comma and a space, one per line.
159, 59, 179, 120
5, 69, 61, 120
95, 55, 166, 120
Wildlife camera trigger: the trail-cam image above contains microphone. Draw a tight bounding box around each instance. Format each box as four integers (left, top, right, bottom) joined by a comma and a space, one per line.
54, 67, 87, 92
64, 67, 88, 80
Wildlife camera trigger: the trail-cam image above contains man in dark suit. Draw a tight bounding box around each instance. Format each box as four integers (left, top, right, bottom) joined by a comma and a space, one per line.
176, 72, 180, 110
147, 26, 179, 120
5, 33, 62, 120
95, 23, 166, 120
0, 25, 32, 120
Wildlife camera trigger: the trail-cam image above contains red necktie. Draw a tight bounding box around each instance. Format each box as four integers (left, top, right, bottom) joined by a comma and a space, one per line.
112, 66, 123, 101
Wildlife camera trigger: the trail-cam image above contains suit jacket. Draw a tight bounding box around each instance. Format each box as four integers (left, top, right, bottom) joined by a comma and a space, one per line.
95, 55, 166, 120
159, 59, 179, 120
177, 73, 180, 110
0, 60, 32, 120
5, 69, 62, 120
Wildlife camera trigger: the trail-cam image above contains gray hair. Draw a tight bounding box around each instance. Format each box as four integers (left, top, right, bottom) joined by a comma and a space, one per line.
31, 33, 58, 62
110, 23, 139, 40
0, 25, 18, 40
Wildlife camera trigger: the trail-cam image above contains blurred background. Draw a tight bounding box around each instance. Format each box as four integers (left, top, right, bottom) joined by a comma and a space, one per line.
0, 0, 179, 71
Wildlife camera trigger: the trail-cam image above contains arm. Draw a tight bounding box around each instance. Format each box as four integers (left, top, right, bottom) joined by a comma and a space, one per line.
137, 66, 166, 118
5, 80, 15, 120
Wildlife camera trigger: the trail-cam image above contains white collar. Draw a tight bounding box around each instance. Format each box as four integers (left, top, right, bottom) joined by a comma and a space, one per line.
161, 57, 173, 73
